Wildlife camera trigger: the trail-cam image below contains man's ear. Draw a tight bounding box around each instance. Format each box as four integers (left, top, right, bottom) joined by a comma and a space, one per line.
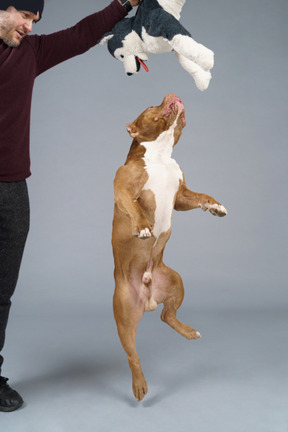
126, 123, 139, 138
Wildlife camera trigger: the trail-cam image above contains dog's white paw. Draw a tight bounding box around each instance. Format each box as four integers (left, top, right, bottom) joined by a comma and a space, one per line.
138, 228, 153, 239
205, 203, 227, 217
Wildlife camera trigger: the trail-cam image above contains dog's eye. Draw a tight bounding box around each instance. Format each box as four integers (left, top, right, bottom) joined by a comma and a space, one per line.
120, 55, 124, 59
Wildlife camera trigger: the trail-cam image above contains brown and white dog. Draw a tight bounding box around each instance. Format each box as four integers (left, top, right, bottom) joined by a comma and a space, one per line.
112, 94, 227, 402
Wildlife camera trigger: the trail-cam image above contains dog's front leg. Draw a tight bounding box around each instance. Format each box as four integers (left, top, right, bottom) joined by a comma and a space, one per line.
114, 168, 153, 238
175, 183, 227, 217
115, 193, 153, 238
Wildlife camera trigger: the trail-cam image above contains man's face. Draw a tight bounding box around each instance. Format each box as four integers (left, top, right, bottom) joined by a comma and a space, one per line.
0, 6, 40, 47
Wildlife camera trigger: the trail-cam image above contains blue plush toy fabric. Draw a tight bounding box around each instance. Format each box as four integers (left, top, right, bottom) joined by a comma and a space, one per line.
99, 0, 214, 90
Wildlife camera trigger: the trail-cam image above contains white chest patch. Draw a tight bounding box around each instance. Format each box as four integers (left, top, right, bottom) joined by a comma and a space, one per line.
142, 122, 183, 239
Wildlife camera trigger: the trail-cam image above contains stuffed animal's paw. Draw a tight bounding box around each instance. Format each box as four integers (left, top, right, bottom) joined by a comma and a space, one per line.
174, 53, 212, 90
196, 44, 214, 71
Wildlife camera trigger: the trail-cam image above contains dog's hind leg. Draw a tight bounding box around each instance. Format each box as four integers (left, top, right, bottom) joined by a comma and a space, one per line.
159, 266, 201, 340
113, 284, 148, 401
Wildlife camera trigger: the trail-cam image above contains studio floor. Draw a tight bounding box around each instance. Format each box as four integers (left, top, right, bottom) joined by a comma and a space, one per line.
1, 306, 287, 432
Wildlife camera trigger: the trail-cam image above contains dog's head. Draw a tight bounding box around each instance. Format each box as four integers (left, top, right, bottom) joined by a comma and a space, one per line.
126, 94, 186, 146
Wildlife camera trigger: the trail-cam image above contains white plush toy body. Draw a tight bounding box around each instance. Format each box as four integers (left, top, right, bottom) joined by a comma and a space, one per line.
99, 0, 214, 90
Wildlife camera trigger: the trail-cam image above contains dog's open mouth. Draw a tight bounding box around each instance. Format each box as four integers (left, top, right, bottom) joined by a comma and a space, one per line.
162, 94, 186, 127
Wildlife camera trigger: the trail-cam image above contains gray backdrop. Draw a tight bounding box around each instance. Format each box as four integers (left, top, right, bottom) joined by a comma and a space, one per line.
2, 1, 287, 431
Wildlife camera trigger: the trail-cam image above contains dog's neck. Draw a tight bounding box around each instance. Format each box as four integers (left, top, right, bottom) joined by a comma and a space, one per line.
141, 121, 178, 161
157, 0, 186, 20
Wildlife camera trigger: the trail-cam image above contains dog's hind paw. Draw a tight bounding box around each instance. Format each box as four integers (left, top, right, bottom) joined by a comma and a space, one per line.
133, 378, 148, 402
176, 323, 201, 340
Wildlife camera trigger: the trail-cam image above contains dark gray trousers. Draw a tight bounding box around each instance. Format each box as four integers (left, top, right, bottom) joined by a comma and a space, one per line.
0, 181, 30, 375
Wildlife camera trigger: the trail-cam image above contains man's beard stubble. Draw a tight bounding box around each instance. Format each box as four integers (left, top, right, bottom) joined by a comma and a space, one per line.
0, 13, 21, 47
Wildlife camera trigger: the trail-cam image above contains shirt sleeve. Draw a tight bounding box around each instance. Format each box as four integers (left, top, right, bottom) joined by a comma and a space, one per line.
27, 0, 127, 76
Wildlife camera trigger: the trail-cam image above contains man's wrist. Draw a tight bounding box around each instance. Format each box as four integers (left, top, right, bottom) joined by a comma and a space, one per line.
118, 0, 133, 12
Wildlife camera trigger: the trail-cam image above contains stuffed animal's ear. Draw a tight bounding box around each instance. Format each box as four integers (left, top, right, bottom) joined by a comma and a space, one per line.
98, 33, 114, 45
126, 123, 139, 138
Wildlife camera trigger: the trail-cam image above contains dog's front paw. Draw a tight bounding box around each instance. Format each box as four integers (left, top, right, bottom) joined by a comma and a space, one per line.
137, 227, 153, 239
132, 220, 154, 239
204, 202, 227, 217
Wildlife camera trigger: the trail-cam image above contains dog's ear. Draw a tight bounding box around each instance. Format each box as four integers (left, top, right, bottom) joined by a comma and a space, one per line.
126, 123, 139, 138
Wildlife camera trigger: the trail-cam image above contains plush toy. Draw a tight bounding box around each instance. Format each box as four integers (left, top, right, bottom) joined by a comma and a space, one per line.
98, 0, 214, 91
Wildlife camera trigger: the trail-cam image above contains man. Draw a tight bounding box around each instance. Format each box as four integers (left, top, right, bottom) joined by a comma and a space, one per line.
0, 0, 139, 412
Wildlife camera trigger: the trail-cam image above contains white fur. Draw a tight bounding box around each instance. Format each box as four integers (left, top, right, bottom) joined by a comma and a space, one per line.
139, 228, 153, 238
174, 52, 212, 91
141, 28, 171, 54
171, 35, 214, 70
157, 0, 186, 20
99, 0, 214, 90
139, 31, 213, 90
115, 29, 214, 90
204, 203, 227, 216
142, 121, 183, 239
113, 31, 148, 75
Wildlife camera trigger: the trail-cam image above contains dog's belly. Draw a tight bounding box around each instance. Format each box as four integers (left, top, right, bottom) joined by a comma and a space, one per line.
125, 159, 183, 312
142, 159, 183, 239
129, 264, 173, 312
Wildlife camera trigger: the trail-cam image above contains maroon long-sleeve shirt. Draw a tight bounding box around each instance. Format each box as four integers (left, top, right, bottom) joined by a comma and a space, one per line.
0, 0, 127, 181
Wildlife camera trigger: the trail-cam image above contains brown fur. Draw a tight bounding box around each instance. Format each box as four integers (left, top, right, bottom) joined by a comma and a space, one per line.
112, 94, 227, 401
